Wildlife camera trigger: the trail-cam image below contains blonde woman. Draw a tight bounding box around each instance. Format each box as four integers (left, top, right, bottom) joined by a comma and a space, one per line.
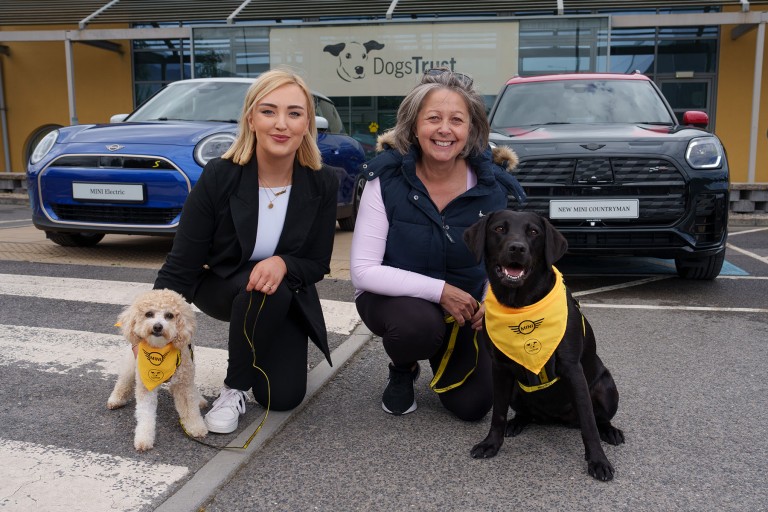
155, 69, 340, 433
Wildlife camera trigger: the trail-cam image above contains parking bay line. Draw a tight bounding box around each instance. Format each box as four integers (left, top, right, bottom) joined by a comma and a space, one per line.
0, 273, 361, 336
581, 303, 768, 313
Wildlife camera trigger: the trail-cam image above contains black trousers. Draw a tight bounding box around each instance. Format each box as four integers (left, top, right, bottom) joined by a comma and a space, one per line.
192, 263, 308, 411
355, 292, 492, 421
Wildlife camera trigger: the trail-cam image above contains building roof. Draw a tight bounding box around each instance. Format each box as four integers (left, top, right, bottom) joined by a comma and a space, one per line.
1, 0, 766, 27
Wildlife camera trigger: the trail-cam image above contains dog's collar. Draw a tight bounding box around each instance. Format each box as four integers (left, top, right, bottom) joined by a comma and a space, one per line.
137, 341, 181, 391
484, 267, 568, 375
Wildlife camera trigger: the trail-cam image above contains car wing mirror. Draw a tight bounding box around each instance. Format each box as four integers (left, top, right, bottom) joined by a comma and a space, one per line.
682, 110, 709, 129
316, 116, 329, 132
110, 114, 129, 123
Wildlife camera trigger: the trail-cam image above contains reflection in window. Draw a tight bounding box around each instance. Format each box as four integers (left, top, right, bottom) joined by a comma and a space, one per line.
518, 17, 609, 76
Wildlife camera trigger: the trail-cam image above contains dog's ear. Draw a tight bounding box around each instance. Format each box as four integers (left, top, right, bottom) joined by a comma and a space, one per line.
117, 304, 142, 346
173, 302, 196, 346
323, 43, 346, 57
542, 216, 569, 267
463, 215, 491, 263
363, 40, 385, 53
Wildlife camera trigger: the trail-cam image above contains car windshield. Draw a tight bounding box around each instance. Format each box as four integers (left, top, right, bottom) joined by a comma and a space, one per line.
490, 79, 676, 129
127, 81, 250, 123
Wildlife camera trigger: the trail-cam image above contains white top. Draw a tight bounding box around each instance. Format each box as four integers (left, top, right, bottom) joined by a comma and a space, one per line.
250, 186, 292, 261
350, 167, 477, 300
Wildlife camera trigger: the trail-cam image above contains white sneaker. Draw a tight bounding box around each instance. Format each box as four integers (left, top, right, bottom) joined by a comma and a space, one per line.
205, 386, 247, 434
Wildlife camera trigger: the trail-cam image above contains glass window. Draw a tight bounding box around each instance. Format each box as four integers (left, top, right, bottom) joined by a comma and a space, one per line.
192, 26, 270, 78
518, 17, 609, 76
657, 38, 717, 74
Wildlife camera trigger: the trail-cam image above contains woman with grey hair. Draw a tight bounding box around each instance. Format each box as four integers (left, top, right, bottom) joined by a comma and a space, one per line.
350, 68, 525, 419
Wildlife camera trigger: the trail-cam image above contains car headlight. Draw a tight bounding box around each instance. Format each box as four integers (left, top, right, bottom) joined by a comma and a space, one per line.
194, 133, 236, 167
685, 137, 723, 169
29, 130, 59, 165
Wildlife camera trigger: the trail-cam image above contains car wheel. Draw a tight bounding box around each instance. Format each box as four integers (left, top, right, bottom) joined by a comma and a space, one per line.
338, 174, 366, 232
674, 248, 726, 280
46, 232, 105, 247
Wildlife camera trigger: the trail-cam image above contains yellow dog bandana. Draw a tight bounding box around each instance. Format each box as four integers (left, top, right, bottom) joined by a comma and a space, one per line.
137, 341, 181, 391
484, 267, 568, 375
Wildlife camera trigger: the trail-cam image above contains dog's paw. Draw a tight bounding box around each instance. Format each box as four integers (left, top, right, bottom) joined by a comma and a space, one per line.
470, 440, 501, 459
505, 416, 530, 437
107, 398, 128, 410
599, 424, 625, 446
134, 438, 154, 452
182, 417, 208, 438
587, 459, 615, 481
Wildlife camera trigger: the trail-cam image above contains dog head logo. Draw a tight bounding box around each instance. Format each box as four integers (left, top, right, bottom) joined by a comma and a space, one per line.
323, 40, 385, 82
523, 339, 542, 355
510, 318, 544, 335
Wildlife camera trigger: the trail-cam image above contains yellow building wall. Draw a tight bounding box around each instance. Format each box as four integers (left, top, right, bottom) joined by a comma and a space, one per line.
0, 24, 133, 173
717, 8, 768, 184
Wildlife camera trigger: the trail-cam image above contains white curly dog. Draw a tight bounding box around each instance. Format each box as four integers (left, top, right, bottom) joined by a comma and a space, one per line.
107, 289, 208, 451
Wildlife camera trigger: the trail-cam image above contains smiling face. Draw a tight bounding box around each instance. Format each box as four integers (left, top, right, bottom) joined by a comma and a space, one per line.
414, 88, 470, 166
248, 83, 310, 164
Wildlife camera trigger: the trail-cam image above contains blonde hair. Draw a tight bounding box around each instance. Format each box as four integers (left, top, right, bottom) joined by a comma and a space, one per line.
223, 69, 322, 169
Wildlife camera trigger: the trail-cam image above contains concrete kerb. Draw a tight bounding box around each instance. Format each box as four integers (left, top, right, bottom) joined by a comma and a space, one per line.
154, 322, 373, 512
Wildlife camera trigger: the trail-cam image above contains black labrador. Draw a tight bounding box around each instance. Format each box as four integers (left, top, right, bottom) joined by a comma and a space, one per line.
463, 210, 624, 481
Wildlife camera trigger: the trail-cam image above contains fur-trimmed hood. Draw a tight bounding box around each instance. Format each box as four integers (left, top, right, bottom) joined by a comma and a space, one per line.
375, 130, 519, 172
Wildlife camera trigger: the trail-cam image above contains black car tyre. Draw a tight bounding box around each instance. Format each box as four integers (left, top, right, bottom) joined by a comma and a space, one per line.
46, 231, 105, 247
674, 248, 726, 280
337, 174, 366, 232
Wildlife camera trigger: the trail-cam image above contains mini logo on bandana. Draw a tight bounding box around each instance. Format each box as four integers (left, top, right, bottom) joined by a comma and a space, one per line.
138, 341, 181, 391
510, 318, 543, 335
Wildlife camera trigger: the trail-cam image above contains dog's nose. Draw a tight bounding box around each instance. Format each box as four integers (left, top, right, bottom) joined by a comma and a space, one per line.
152, 323, 164, 335
507, 242, 527, 254
355, 66, 364, 74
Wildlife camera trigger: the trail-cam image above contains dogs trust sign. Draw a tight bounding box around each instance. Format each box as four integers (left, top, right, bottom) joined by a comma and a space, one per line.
268, 22, 519, 96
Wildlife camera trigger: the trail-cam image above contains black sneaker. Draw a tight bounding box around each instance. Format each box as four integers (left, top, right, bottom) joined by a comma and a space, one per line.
382, 363, 420, 415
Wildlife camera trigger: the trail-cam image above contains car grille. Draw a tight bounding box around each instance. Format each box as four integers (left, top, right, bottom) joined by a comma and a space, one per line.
51, 204, 182, 225
51, 155, 177, 170
512, 157, 686, 227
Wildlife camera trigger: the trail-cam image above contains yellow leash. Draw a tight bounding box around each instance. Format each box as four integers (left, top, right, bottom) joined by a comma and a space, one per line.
182, 291, 271, 450
428, 315, 479, 393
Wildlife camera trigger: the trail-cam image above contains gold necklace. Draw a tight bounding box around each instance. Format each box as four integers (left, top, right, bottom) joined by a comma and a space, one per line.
259, 177, 290, 209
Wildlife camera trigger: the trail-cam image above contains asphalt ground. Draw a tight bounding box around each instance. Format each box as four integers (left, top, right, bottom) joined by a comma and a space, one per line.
0, 203, 767, 511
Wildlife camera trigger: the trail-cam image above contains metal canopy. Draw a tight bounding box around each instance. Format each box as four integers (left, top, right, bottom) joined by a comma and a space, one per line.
1, 0, 767, 26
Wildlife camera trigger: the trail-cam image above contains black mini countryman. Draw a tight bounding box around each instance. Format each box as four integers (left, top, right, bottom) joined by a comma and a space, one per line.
489, 72, 729, 280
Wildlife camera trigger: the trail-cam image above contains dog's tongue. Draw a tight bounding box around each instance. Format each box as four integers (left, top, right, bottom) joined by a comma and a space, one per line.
503, 266, 525, 279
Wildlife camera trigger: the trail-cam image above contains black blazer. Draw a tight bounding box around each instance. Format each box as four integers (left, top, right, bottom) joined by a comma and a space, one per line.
155, 156, 340, 364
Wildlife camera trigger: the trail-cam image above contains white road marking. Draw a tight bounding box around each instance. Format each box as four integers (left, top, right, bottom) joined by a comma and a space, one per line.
581, 303, 768, 313
726, 242, 768, 264
0, 324, 226, 397
572, 276, 671, 297
0, 439, 188, 512
0, 274, 361, 335
728, 226, 768, 236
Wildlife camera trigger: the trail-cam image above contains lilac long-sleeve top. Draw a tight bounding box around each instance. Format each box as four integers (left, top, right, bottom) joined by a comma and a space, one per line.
350, 167, 478, 300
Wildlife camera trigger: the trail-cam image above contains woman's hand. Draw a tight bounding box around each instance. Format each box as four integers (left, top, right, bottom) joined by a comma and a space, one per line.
470, 302, 485, 331
247, 256, 288, 295
440, 283, 479, 327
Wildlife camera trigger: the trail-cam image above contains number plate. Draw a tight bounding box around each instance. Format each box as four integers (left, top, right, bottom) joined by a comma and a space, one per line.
549, 199, 639, 219
72, 182, 144, 202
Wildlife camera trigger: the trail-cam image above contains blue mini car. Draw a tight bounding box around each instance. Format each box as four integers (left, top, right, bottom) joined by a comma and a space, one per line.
26, 78, 366, 247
